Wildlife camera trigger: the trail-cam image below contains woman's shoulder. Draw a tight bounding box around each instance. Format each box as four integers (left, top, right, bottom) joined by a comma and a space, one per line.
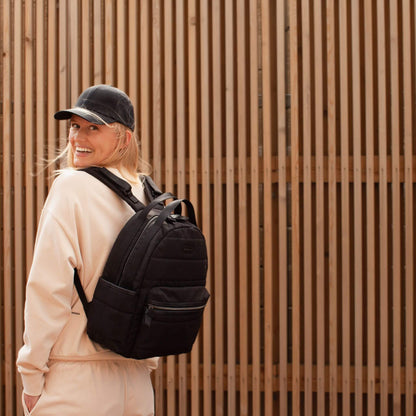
55, 168, 140, 185
54, 168, 90, 184
46, 168, 121, 213
49, 169, 99, 200
39, 170, 90, 220
50, 167, 144, 203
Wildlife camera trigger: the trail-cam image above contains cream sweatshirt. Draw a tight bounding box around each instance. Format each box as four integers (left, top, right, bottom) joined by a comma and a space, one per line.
16, 168, 159, 396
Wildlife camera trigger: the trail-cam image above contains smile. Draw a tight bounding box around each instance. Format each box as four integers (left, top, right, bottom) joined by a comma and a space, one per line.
75, 147, 93, 153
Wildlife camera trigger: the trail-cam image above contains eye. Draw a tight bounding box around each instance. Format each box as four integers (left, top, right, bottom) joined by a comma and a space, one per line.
89, 125, 99, 131
70, 122, 80, 129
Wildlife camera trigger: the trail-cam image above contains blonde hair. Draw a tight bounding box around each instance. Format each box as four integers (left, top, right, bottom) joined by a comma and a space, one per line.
56, 122, 151, 183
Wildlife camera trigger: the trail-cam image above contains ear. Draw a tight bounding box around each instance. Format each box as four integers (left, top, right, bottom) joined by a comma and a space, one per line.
124, 130, 132, 148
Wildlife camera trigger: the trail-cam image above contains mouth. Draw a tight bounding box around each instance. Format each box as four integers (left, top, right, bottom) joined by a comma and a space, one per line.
75, 147, 93, 154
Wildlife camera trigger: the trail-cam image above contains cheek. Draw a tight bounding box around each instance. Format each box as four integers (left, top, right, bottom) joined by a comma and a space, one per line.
106, 138, 119, 153
68, 132, 76, 145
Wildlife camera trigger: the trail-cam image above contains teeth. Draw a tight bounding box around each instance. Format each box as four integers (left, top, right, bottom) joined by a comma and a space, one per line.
76, 147, 92, 153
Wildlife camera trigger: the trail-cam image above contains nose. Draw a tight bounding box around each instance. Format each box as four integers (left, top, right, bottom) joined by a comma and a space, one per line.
70, 128, 87, 141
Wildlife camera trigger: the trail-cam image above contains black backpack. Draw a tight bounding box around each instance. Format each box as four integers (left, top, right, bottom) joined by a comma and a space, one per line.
74, 167, 209, 359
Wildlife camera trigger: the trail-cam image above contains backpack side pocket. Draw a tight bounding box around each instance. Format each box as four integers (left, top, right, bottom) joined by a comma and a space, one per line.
87, 278, 138, 355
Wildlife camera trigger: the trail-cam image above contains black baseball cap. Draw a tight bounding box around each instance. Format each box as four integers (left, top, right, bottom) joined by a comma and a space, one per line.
54, 84, 135, 131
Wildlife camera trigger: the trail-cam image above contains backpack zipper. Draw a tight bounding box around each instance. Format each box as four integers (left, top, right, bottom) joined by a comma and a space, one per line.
147, 303, 206, 312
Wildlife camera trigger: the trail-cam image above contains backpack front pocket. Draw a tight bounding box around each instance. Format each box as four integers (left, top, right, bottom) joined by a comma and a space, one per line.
133, 285, 210, 357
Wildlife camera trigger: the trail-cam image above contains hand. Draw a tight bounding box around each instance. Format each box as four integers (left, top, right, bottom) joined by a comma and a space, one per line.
24, 393, 41, 412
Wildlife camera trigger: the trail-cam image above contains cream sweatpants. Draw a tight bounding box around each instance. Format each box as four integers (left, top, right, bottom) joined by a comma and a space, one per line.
22, 360, 155, 416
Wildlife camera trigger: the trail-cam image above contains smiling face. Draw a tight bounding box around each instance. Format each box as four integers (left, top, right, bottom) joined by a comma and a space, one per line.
68, 115, 119, 168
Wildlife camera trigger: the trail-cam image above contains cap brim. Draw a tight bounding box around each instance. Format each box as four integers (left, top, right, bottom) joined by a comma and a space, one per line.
54, 107, 110, 125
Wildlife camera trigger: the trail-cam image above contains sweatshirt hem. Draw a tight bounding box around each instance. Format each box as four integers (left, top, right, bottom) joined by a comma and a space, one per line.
49, 352, 135, 362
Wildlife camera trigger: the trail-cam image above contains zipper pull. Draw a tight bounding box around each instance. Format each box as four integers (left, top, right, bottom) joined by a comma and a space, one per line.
144, 308, 152, 327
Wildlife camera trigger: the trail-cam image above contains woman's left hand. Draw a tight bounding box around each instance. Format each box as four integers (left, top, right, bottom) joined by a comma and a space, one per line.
24, 393, 41, 412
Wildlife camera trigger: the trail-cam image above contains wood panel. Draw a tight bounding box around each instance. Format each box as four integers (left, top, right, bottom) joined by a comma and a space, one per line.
1, 1, 415, 415
327, 0, 339, 413
402, 1, 415, 415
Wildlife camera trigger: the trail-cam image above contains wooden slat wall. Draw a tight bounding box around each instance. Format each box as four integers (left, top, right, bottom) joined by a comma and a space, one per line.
1, 1, 415, 415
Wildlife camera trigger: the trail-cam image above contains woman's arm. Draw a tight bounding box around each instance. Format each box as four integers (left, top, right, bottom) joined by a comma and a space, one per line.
17, 176, 80, 396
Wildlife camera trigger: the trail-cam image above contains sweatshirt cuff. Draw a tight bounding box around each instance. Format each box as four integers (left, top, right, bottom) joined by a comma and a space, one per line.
20, 372, 45, 396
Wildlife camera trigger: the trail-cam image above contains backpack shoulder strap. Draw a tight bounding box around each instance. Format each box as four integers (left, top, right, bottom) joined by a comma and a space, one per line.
141, 175, 163, 201
74, 269, 89, 315
81, 167, 145, 211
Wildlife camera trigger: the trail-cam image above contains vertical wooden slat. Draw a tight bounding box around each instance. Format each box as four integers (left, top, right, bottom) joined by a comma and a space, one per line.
163, 0, 174, 193
116, 0, 126, 90
164, 2, 175, 414
212, 1, 224, 414
351, 0, 363, 414
21, 5, 34, 412
152, 1, 162, 192
48, 0, 58, 181
69, 0, 80, 102
212, 0, 225, 416
175, 2, 188, 413
289, 0, 301, 412
2, 0, 13, 413
24, 0, 34, 263
364, 1, 376, 414
36, 0, 46, 216
128, 0, 139, 116
236, 1, 248, 413
187, 2, 198, 195
313, 1, 325, 413
326, 1, 338, 413
249, 0, 261, 414
261, 1, 274, 414
188, 0, 200, 414
339, 1, 351, 413
93, 0, 104, 84
1, 0, 5, 406
402, 1, 414, 414
104, 0, 114, 85
176, 0, 186, 195
151, 4, 165, 411
301, 0, 313, 412
225, 1, 236, 415
376, 1, 389, 413
58, 0, 69, 142
139, 0, 151, 171
81, 0, 91, 89
200, 1, 213, 414
276, 0, 288, 413
13, 3, 24, 411
389, 2, 401, 413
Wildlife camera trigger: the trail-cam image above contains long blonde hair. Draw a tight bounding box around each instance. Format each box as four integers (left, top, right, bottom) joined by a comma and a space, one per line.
57, 122, 151, 182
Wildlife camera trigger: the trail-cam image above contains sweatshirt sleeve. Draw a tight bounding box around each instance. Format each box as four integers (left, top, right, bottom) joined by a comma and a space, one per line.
16, 179, 80, 396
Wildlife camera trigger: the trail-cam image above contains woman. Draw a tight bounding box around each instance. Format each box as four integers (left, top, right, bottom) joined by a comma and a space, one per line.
17, 85, 158, 416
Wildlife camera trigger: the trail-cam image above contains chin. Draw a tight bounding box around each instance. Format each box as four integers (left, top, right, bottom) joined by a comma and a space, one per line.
74, 158, 91, 167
